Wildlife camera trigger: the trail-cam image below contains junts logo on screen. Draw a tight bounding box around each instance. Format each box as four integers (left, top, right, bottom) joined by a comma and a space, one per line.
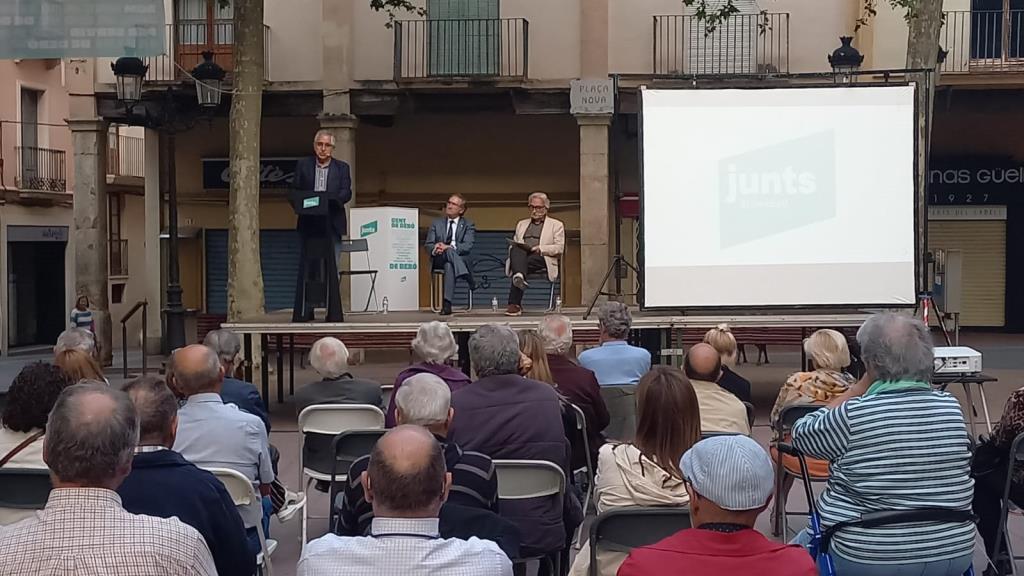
718, 130, 837, 249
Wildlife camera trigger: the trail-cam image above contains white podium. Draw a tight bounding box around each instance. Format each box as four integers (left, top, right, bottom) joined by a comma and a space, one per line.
348, 207, 420, 311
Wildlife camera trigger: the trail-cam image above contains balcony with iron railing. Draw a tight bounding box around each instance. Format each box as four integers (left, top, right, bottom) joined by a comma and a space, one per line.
393, 18, 529, 81
142, 21, 270, 82
941, 10, 1024, 74
108, 134, 145, 179
14, 146, 67, 192
653, 13, 790, 76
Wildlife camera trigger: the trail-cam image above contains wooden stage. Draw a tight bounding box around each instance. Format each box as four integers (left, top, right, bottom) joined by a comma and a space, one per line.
221, 307, 875, 406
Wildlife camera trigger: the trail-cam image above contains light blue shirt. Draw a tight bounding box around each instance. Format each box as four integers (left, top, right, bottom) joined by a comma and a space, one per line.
578, 340, 651, 386
173, 392, 274, 528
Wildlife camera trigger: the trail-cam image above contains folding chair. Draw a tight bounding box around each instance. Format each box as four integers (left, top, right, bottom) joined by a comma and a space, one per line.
298, 404, 385, 546
588, 507, 691, 576
567, 403, 595, 549
429, 263, 474, 313
599, 385, 637, 443
742, 401, 756, 430
992, 432, 1024, 574
509, 252, 563, 312
771, 404, 829, 537
338, 239, 379, 313
493, 459, 566, 575
206, 467, 276, 576
0, 468, 52, 525
327, 428, 387, 532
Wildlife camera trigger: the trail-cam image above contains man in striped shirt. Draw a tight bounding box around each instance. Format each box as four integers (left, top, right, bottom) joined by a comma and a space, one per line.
791, 313, 975, 575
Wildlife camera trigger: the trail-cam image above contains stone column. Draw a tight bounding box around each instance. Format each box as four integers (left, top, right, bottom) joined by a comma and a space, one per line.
143, 128, 163, 354
68, 118, 111, 365
577, 114, 612, 305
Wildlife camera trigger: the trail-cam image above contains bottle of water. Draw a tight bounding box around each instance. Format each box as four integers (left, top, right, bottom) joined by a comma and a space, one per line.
555, 296, 562, 313
491, 297, 498, 313
381, 296, 389, 315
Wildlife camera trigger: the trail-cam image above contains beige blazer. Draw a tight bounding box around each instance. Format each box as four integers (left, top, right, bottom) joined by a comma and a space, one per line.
506, 216, 565, 281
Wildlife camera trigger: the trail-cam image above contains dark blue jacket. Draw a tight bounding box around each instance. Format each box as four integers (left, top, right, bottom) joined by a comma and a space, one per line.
293, 155, 352, 241
222, 377, 271, 433
118, 449, 256, 576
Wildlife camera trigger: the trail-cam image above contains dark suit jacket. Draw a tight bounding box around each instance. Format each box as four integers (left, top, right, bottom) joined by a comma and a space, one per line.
221, 377, 270, 433
118, 449, 255, 576
294, 373, 384, 415
547, 354, 609, 469
440, 503, 521, 560
718, 365, 752, 404
293, 156, 352, 241
424, 216, 476, 257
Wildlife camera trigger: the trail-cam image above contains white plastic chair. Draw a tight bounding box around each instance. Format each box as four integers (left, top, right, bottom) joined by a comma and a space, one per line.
493, 459, 567, 575
206, 467, 276, 576
297, 404, 385, 546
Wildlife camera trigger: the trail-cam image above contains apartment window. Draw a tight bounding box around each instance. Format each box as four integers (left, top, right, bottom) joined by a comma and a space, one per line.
971, 0, 1024, 60
175, 0, 234, 72
109, 194, 127, 277
427, 0, 500, 76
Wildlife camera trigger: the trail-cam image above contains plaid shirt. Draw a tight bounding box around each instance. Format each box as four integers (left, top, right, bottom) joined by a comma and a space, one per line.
0, 488, 216, 576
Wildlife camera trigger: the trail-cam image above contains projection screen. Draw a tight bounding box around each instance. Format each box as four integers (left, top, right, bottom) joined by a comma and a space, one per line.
640, 86, 918, 309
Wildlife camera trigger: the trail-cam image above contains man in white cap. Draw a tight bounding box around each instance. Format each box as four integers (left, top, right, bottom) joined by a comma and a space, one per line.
618, 435, 816, 576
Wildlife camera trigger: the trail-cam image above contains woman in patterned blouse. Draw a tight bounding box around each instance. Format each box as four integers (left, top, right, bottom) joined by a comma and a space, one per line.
973, 388, 1024, 575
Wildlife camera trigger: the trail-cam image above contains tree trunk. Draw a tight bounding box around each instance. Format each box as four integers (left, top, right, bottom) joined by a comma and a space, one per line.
906, 0, 943, 292
227, 0, 265, 322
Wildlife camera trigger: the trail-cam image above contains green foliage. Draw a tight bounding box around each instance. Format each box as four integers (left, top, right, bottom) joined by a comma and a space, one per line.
369, 0, 426, 27
855, 0, 936, 31
681, 0, 772, 36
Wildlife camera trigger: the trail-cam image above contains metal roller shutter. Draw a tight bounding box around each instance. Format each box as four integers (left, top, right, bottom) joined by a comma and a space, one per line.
205, 229, 301, 314
928, 220, 1006, 327
451, 231, 559, 310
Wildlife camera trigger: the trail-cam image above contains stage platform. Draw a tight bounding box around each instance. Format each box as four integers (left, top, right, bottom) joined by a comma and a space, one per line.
221, 307, 874, 406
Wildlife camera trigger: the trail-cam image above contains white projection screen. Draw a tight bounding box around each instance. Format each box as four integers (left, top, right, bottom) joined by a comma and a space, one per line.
640, 86, 918, 309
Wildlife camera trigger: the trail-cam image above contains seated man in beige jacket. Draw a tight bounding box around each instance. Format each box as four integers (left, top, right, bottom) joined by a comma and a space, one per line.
504, 191, 565, 316
684, 343, 752, 435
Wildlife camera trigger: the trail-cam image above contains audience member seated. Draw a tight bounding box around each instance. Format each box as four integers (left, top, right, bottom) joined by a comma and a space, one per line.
299, 425, 512, 576
578, 301, 651, 386
387, 321, 471, 427
295, 337, 383, 415
791, 313, 975, 575
170, 344, 275, 547
539, 314, 609, 467
0, 382, 216, 575
54, 348, 105, 384
973, 387, 1024, 576
769, 328, 853, 479
449, 324, 581, 568
204, 329, 270, 432
0, 363, 71, 525
617, 435, 816, 576
683, 343, 751, 435
54, 327, 96, 356
703, 324, 751, 403
518, 329, 556, 385
569, 365, 700, 576
337, 373, 497, 536
117, 375, 255, 576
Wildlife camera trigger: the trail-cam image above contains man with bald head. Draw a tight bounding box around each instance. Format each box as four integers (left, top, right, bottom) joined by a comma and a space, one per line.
300, 425, 512, 576
170, 344, 275, 544
0, 382, 217, 575
684, 343, 751, 435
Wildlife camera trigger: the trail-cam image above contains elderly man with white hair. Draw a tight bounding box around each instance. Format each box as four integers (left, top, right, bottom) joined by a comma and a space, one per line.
337, 373, 499, 538
295, 337, 383, 415
504, 191, 565, 316
579, 301, 651, 385
539, 314, 608, 469
387, 321, 472, 427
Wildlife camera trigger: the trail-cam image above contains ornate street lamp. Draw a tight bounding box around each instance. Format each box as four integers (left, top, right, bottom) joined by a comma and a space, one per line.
111, 56, 149, 110
828, 36, 864, 82
191, 51, 226, 108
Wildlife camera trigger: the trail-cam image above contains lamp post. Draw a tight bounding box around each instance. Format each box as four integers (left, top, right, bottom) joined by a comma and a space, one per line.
112, 51, 225, 352
828, 36, 864, 83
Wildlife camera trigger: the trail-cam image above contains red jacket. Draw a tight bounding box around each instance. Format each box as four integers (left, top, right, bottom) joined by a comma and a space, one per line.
617, 528, 817, 576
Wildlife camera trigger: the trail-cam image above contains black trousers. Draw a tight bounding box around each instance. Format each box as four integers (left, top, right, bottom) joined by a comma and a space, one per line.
508, 245, 547, 306
974, 461, 1024, 562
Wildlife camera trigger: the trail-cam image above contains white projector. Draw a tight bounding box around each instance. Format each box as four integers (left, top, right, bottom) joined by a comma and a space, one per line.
933, 346, 983, 374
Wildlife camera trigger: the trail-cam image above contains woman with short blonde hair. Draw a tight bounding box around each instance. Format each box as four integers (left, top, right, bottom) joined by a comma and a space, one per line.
387, 321, 471, 427
702, 324, 751, 403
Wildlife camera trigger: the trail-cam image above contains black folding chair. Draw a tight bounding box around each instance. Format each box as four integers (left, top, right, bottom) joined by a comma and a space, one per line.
772, 404, 829, 537
588, 506, 691, 576
338, 238, 378, 313
567, 403, 595, 549
742, 401, 756, 430
327, 429, 387, 531
599, 385, 637, 443
0, 468, 53, 515
992, 431, 1024, 574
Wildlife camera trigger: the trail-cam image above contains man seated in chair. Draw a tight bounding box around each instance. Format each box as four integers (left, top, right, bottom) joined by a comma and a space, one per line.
505, 191, 565, 317
425, 194, 476, 316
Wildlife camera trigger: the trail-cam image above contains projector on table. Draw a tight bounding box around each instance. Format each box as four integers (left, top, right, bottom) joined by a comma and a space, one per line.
933, 347, 982, 374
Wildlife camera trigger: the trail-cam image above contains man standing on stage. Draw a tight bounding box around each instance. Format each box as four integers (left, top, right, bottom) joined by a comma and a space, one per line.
505, 192, 564, 317
291, 130, 352, 322
425, 194, 476, 316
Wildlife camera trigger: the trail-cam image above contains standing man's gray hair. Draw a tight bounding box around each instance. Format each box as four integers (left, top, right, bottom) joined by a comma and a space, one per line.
313, 129, 336, 146
395, 373, 451, 426
857, 313, 934, 383
203, 329, 241, 367
597, 302, 632, 340
469, 324, 521, 377
55, 328, 96, 355
538, 314, 573, 355
411, 321, 458, 364
44, 381, 139, 487
310, 337, 349, 379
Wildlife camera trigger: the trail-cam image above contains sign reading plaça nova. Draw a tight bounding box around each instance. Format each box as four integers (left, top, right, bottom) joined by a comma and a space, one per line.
202, 157, 298, 190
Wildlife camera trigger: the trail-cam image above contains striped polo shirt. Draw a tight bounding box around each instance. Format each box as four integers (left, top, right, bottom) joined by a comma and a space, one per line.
791, 388, 975, 565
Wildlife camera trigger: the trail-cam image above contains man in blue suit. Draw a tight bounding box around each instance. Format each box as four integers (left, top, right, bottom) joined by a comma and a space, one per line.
425, 194, 476, 315
292, 130, 352, 322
